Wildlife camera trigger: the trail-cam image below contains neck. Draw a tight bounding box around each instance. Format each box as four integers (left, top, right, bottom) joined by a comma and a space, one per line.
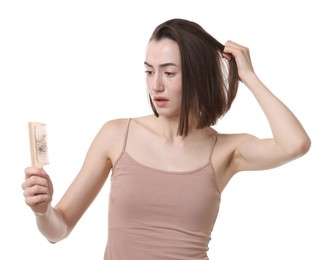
156, 115, 182, 141
153, 115, 208, 144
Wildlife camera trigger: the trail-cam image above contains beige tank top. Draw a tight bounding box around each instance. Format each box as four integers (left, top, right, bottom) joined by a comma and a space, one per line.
104, 119, 221, 260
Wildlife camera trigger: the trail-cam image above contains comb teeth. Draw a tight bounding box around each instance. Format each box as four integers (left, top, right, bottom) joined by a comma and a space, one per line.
35, 125, 49, 165
28, 122, 49, 167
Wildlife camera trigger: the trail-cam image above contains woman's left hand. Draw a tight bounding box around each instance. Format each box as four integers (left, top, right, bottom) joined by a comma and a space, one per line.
223, 40, 255, 82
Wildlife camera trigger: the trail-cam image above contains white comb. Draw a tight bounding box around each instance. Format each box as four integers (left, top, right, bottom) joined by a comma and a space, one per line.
28, 122, 49, 167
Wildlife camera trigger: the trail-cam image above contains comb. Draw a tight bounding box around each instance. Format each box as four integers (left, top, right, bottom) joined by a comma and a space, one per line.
28, 122, 49, 167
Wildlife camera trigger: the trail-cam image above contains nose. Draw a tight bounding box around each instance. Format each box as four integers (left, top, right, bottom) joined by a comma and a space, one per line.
152, 74, 164, 92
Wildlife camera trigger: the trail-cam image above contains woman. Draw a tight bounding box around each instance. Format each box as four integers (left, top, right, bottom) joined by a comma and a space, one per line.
22, 18, 311, 259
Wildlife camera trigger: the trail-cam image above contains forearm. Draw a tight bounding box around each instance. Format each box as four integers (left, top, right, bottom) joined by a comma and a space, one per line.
35, 205, 70, 243
243, 72, 311, 156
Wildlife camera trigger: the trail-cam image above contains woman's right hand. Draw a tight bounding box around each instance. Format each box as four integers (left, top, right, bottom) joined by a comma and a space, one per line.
22, 167, 54, 215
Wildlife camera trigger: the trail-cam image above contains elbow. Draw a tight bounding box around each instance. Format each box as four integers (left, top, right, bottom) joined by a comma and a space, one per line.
45, 229, 71, 244
287, 136, 311, 159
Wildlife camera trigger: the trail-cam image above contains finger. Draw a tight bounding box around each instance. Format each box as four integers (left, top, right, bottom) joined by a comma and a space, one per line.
224, 41, 249, 57
23, 184, 50, 197
224, 44, 240, 57
25, 166, 44, 174
225, 40, 246, 50
222, 52, 232, 60
25, 194, 51, 207
22, 175, 49, 189
24, 166, 49, 178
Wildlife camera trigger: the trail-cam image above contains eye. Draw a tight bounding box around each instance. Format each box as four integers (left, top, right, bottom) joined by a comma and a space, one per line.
145, 70, 154, 76
165, 72, 175, 77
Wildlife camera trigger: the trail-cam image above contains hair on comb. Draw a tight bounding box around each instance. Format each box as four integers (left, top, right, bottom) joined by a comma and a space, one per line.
28, 122, 49, 167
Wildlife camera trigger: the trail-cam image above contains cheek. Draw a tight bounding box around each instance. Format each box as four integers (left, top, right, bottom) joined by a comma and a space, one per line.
176, 83, 182, 98
146, 78, 153, 92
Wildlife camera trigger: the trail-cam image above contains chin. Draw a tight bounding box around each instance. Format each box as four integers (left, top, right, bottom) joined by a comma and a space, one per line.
156, 110, 180, 119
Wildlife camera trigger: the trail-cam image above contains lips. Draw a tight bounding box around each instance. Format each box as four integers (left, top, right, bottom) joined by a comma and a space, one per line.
153, 96, 169, 107
154, 96, 169, 102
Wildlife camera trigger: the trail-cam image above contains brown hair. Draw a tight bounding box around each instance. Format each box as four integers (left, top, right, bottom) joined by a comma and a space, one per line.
149, 18, 239, 136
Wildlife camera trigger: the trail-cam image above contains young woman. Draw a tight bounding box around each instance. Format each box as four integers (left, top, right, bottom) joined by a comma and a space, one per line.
22, 18, 311, 259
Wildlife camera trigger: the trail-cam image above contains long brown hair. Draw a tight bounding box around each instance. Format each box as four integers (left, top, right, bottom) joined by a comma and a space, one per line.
149, 18, 239, 136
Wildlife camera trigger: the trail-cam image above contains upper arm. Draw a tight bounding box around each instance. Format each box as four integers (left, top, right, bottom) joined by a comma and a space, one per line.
54, 119, 128, 231
232, 134, 298, 173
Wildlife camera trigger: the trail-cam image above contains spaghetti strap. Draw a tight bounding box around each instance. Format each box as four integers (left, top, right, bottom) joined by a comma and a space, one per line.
209, 133, 219, 161
112, 118, 132, 170
121, 118, 132, 152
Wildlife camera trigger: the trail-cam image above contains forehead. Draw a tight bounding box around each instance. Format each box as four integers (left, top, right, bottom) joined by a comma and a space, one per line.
145, 39, 181, 66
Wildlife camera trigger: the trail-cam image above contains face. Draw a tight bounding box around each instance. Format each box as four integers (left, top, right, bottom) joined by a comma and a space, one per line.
145, 39, 182, 118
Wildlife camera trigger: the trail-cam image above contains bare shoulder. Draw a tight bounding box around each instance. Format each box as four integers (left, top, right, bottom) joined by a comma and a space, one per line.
101, 118, 131, 133
214, 132, 258, 166
100, 115, 155, 142
213, 133, 254, 170
213, 132, 252, 168
95, 118, 132, 165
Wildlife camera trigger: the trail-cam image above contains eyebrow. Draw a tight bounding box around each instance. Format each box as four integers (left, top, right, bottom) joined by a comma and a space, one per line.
144, 61, 179, 68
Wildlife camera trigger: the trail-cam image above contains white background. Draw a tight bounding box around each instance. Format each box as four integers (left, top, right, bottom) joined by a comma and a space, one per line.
1, 0, 332, 259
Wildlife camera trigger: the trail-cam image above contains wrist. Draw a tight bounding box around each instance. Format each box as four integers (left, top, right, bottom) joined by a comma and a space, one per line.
241, 71, 259, 86
34, 204, 52, 217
